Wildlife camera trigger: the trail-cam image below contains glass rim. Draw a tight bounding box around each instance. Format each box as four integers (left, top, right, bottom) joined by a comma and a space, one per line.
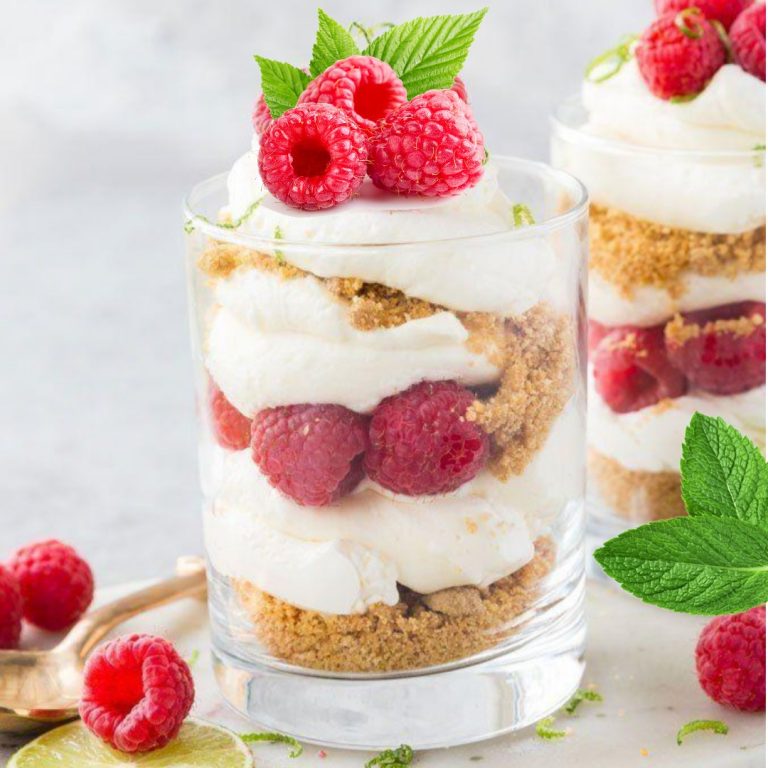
551, 93, 766, 161
183, 155, 588, 251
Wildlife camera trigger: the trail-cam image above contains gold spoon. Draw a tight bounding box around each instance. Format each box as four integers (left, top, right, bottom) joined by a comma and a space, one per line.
0, 556, 207, 736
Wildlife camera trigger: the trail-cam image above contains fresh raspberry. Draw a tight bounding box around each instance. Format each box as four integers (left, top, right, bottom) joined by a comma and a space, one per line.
665, 301, 765, 394
8, 540, 94, 631
696, 606, 766, 712
258, 103, 368, 210
364, 380, 489, 496
0, 565, 22, 649
636, 10, 727, 99
588, 319, 612, 355
654, 0, 752, 30
731, 2, 766, 80
368, 89, 485, 197
251, 93, 272, 135
251, 404, 368, 506
209, 381, 251, 450
592, 325, 688, 413
451, 75, 469, 102
298, 55, 407, 134
79, 634, 195, 753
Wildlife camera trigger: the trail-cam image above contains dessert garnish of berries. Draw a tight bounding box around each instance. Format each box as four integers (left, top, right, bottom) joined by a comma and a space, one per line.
252, 8, 488, 210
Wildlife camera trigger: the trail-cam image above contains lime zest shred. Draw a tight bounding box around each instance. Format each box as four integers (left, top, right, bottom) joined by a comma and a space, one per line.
273, 225, 286, 264
511, 203, 536, 228
186, 649, 200, 668
185, 197, 265, 234
365, 744, 414, 767
564, 688, 604, 715
535, 716, 567, 740
676, 719, 729, 746
240, 731, 303, 758
585, 34, 638, 83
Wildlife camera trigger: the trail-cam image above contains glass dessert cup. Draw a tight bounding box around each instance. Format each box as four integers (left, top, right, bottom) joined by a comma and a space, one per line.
184, 157, 588, 750
552, 96, 766, 542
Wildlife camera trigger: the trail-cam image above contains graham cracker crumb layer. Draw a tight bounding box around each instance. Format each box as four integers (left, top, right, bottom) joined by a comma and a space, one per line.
589, 450, 685, 522
664, 310, 765, 346
197, 242, 304, 280
590, 204, 765, 299
234, 538, 554, 673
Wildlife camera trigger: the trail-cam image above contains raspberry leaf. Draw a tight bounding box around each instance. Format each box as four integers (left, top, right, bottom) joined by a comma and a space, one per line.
681, 413, 768, 530
253, 56, 310, 118
363, 9, 487, 98
310, 9, 360, 78
594, 515, 768, 615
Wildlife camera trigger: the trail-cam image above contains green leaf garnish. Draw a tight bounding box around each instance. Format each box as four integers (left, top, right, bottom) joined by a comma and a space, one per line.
585, 34, 637, 83
365, 744, 414, 767
675, 8, 705, 39
240, 731, 303, 758
677, 719, 729, 745
310, 9, 360, 78
511, 203, 536, 228
564, 688, 603, 715
364, 9, 487, 98
253, 56, 310, 118
535, 716, 567, 740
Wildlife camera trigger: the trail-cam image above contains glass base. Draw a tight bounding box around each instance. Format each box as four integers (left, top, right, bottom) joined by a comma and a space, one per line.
211, 581, 586, 751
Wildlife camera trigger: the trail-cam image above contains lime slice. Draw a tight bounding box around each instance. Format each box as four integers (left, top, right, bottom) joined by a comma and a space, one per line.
8, 719, 254, 767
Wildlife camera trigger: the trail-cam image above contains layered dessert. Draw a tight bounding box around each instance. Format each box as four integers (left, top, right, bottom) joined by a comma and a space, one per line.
552, 0, 766, 522
187, 11, 586, 673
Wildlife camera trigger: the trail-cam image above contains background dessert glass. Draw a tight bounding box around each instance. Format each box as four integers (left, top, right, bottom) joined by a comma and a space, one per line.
552, 96, 766, 535
184, 157, 588, 749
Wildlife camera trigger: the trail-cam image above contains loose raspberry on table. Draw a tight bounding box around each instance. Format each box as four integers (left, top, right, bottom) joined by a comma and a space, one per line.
451, 75, 469, 102
654, 0, 752, 30
252, 93, 272, 135
209, 381, 251, 450
696, 606, 766, 712
8, 540, 94, 631
731, 2, 766, 81
636, 10, 727, 100
251, 404, 369, 506
0, 565, 22, 649
298, 55, 407, 134
665, 301, 766, 395
364, 380, 489, 496
592, 325, 687, 413
368, 89, 486, 197
79, 634, 195, 753
258, 103, 368, 210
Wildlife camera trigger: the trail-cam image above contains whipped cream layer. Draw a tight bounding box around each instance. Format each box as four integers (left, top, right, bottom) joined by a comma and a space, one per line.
206, 268, 499, 415
204, 402, 583, 615
553, 62, 766, 233
224, 149, 563, 315
588, 375, 766, 473
589, 271, 767, 327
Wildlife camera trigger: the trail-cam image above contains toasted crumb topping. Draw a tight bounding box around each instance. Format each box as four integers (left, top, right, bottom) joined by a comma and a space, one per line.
665, 311, 764, 346
590, 204, 765, 298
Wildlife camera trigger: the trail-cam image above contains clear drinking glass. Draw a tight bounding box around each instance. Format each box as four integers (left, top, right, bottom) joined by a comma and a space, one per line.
552, 96, 766, 533
184, 157, 588, 749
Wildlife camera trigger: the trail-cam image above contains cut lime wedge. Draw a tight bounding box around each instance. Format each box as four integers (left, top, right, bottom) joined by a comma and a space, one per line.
8, 719, 254, 767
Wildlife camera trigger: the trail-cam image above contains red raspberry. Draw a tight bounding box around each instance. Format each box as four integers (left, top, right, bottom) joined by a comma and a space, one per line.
209, 381, 251, 450
592, 325, 688, 413
654, 0, 751, 30
0, 565, 22, 649
665, 301, 765, 395
364, 380, 489, 496
298, 55, 407, 134
696, 606, 766, 712
731, 2, 766, 81
588, 319, 611, 355
251, 404, 368, 506
636, 10, 727, 100
8, 540, 94, 631
258, 103, 368, 211
252, 93, 272, 135
451, 75, 469, 102
369, 89, 485, 198
79, 634, 195, 753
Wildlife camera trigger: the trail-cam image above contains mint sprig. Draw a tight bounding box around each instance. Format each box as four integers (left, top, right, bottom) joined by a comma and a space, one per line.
254, 56, 310, 118
676, 719, 729, 746
363, 9, 487, 98
310, 9, 360, 78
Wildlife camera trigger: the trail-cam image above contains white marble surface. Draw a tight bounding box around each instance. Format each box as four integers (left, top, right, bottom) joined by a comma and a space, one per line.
1, 580, 764, 767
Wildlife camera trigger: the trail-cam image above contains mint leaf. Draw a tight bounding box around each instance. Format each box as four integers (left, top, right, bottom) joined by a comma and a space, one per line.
594, 515, 768, 615
310, 9, 360, 78
681, 413, 768, 530
253, 56, 310, 118
677, 719, 729, 745
364, 9, 487, 98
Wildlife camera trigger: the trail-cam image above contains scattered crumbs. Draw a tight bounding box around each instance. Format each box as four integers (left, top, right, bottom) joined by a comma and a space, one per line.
535, 716, 567, 741
676, 719, 729, 746
640, 747, 649, 757
617, 709, 626, 718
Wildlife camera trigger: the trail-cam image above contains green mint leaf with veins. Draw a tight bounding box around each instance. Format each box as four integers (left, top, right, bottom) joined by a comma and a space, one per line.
535, 716, 567, 740
240, 732, 303, 758
365, 744, 414, 767
594, 514, 768, 615
310, 9, 360, 78
363, 9, 487, 98
681, 413, 768, 530
253, 56, 310, 118
677, 719, 729, 745
564, 688, 603, 715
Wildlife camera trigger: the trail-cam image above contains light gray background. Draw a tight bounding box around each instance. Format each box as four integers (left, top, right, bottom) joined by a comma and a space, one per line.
0, 0, 650, 585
